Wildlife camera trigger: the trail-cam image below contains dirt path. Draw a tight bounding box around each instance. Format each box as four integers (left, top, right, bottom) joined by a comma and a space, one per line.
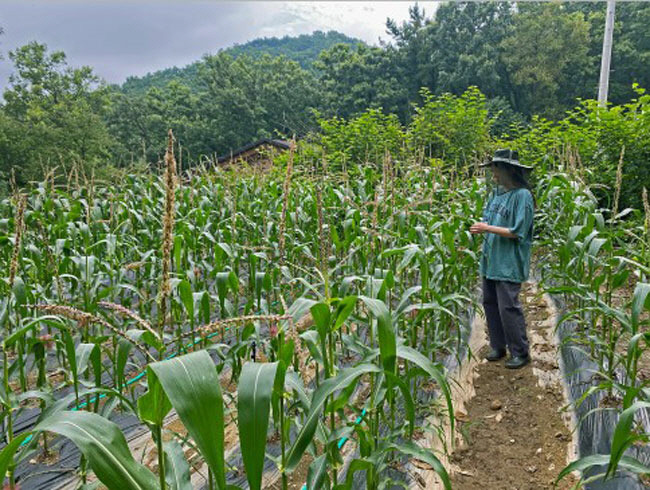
447, 281, 578, 490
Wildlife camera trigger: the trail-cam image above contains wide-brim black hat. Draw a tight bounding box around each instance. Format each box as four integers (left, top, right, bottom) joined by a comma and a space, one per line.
479, 149, 533, 170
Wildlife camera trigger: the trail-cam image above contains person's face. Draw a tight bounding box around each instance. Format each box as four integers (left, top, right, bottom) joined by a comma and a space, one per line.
490, 162, 505, 185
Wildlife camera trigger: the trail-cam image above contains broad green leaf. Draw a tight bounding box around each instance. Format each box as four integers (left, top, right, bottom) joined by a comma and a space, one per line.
75, 343, 98, 378
288, 297, 317, 323
387, 441, 451, 490
310, 302, 331, 341
359, 296, 395, 374
334, 296, 357, 330
238, 362, 279, 490
216, 272, 232, 312
587, 237, 607, 257
395, 286, 422, 317
12, 277, 26, 307
199, 291, 210, 324
306, 453, 329, 490
126, 329, 163, 352
284, 371, 311, 410
138, 368, 172, 427
178, 280, 194, 320
116, 338, 133, 391
300, 330, 324, 365
227, 271, 238, 294
397, 245, 421, 272
333, 458, 373, 490
3, 316, 65, 348
149, 351, 226, 490
35, 411, 158, 490
556, 454, 650, 482
90, 342, 102, 387
631, 283, 650, 331
17, 390, 54, 405
606, 401, 650, 478
0, 432, 32, 484
216, 242, 233, 258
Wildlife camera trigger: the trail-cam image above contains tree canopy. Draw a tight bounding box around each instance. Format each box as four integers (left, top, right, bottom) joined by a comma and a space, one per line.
1, 2, 650, 188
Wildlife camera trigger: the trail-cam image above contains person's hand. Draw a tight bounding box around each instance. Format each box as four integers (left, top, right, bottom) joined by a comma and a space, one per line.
470, 222, 490, 234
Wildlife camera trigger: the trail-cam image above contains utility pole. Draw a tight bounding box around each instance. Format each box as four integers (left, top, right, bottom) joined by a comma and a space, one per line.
598, 0, 616, 107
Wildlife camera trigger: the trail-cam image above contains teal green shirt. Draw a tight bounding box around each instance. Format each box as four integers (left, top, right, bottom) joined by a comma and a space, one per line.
480, 187, 534, 283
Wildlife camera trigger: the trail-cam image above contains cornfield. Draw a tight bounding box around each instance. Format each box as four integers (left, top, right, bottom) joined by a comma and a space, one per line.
1, 136, 649, 489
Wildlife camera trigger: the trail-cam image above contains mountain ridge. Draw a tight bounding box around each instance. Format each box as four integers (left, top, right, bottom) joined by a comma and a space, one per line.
120, 30, 363, 94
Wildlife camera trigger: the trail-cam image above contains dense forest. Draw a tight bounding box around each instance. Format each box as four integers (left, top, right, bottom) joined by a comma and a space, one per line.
1, 2, 650, 193
119, 31, 361, 95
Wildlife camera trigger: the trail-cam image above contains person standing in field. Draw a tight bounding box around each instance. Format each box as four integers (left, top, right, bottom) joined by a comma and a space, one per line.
470, 149, 535, 369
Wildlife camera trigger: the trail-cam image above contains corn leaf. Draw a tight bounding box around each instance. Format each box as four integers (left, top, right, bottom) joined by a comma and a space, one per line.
138, 367, 172, 427
178, 279, 194, 320
606, 401, 650, 478
164, 439, 192, 490
359, 296, 395, 375
306, 453, 329, 490
631, 283, 650, 332
285, 363, 381, 472
35, 411, 159, 490
0, 432, 32, 485
557, 454, 650, 483
149, 350, 226, 490
237, 361, 279, 490
388, 441, 451, 490
397, 345, 454, 435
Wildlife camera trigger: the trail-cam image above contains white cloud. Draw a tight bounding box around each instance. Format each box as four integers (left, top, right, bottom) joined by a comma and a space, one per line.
0, 1, 439, 89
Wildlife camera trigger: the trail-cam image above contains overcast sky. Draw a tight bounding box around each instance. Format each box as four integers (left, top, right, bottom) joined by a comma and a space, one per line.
0, 1, 438, 89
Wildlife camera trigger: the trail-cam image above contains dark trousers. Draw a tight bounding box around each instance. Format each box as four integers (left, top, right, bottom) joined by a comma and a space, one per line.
482, 277, 529, 358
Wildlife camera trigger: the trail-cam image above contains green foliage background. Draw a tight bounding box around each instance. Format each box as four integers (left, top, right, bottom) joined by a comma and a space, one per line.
1, 2, 650, 210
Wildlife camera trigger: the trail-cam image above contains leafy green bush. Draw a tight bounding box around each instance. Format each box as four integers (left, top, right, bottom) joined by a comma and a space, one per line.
407, 87, 493, 171
318, 109, 405, 170
502, 85, 650, 211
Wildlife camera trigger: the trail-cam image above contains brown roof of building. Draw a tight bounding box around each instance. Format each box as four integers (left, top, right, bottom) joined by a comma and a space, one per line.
217, 139, 291, 164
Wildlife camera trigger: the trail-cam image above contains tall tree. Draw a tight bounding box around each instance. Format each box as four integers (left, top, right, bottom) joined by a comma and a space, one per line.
315, 43, 409, 121
385, 4, 436, 106
429, 3, 515, 99
198, 52, 319, 154
500, 3, 592, 117
1, 42, 113, 183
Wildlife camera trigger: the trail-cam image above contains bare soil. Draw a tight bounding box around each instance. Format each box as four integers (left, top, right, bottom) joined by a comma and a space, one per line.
267, 454, 313, 490
449, 283, 578, 490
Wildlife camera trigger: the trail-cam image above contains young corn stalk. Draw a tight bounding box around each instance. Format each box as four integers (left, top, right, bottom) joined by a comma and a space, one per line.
642, 187, 650, 282
277, 140, 295, 490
